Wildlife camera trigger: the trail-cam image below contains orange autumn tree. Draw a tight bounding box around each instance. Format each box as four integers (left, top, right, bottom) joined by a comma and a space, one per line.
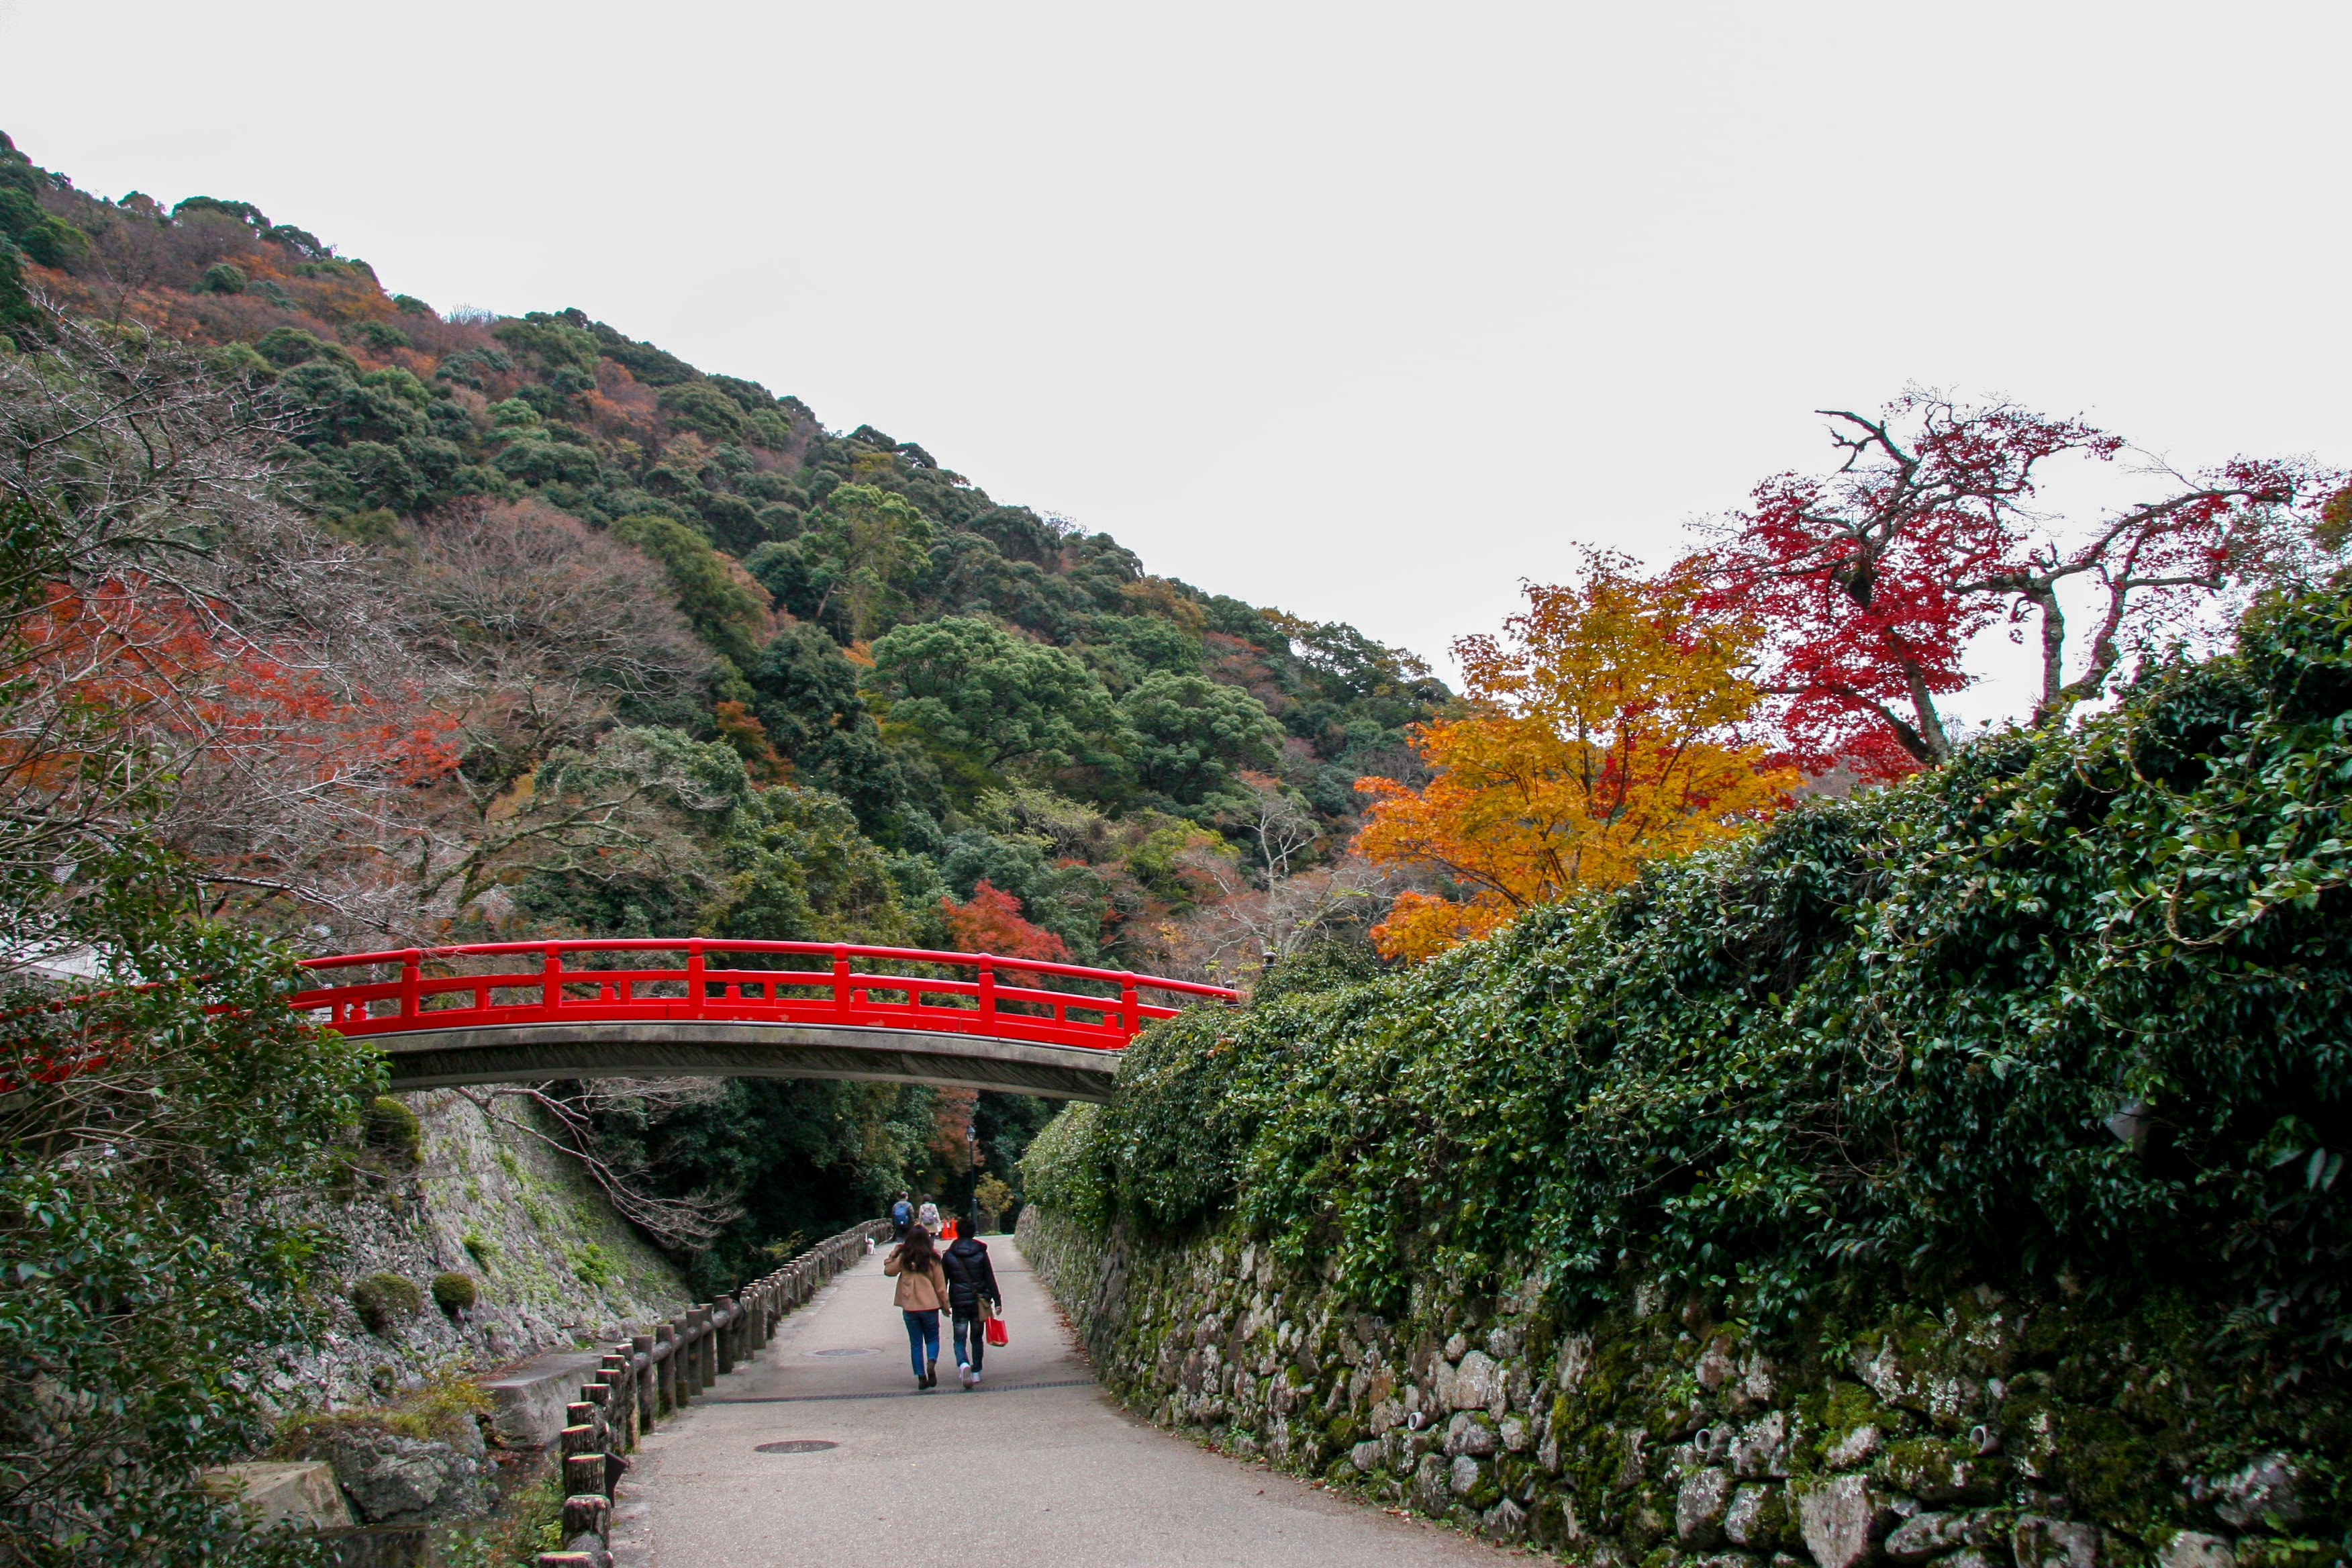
1355, 555, 1796, 961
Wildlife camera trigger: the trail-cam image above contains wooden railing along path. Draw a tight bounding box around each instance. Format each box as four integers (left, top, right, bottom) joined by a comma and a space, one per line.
531, 1216, 893, 1567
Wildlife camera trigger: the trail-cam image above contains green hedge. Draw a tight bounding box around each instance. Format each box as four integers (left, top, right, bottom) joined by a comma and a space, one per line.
1036, 574, 2352, 1379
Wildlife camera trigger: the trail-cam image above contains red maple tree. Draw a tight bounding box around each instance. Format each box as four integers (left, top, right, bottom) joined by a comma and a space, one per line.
1700, 391, 2334, 777
939, 879, 1069, 988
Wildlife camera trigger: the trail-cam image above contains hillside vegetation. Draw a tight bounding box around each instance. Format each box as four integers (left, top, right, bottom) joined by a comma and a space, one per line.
0, 128, 1448, 1283
1025, 574, 2352, 1560
0, 126, 1463, 1562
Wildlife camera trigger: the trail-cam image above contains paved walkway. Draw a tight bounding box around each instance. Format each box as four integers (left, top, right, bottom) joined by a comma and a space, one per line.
617, 1233, 1515, 1567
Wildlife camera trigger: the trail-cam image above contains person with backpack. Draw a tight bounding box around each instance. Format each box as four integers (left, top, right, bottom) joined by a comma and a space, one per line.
883, 1225, 950, 1390
939, 1216, 1002, 1389
889, 1192, 912, 1240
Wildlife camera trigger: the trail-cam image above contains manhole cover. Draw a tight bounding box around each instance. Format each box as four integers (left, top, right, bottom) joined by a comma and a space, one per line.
808, 1347, 877, 1358
756, 1440, 838, 1455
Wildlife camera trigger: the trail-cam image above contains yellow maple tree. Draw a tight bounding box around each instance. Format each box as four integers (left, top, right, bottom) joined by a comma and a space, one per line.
1356, 555, 1796, 961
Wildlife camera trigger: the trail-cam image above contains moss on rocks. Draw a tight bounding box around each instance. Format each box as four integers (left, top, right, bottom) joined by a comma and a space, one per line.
350, 1272, 424, 1336
429, 1271, 478, 1314
1023, 1206, 2349, 1565
363, 1095, 424, 1166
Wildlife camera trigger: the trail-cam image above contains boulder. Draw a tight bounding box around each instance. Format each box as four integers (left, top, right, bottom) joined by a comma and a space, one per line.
201, 1461, 354, 1530
2206, 1456, 2304, 1529
1886, 1510, 2002, 1564
1798, 1475, 1901, 1568
1555, 1333, 1594, 1393
2013, 1515, 2100, 1568
1732, 1411, 1792, 1478
1883, 1436, 1998, 1504
1413, 1452, 1451, 1514
1451, 1349, 1504, 1413
1679, 1466, 1736, 1547
294, 1425, 493, 1524
1449, 1453, 1483, 1497
1725, 1483, 1789, 1551
1826, 1425, 1883, 1471
1483, 1497, 1530, 1542
2157, 1533, 2235, 1568
1444, 1412, 1498, 1457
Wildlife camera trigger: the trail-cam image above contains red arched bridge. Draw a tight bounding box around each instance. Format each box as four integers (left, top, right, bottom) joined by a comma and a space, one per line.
291, 939, 1235, 1101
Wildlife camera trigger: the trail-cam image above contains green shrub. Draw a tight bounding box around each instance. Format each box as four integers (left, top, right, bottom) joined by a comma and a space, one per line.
202, 340, 273, 381
1059, 573, 2352, 1377
0, 709, 381, 1561
350, 319, 409, 351
350, 1273, 424, 1336
430, 1271, 478, 1314
277, 1376, 489, 1453
195, 262, 245, 295
460, 1226, 497, 1268
1018, 1101, 1112, 1230
362, 1095, 424, 1165
569, 1243, 619, 1289
251, 325, 345, 369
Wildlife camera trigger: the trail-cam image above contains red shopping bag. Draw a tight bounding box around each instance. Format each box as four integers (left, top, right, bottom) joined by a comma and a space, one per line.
985, 1316, 1009, 1347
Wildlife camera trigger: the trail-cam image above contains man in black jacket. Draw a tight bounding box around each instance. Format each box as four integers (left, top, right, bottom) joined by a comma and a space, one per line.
940, 1220, 1001, 1389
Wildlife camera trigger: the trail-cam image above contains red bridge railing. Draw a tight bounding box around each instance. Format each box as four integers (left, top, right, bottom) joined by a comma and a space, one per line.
291, 939, 1235, 1055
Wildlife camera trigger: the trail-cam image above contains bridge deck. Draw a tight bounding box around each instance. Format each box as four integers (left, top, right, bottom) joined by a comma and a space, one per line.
373, 1018, 1124, 1100
293, 938, 1232, 1097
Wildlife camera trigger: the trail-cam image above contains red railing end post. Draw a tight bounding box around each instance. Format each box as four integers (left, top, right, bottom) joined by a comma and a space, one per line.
686, 940, 705, 1015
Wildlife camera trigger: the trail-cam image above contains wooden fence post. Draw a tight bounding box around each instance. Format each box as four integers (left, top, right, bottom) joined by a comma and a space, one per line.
563, 1452, 605, 1498
630, 1334, 655, 1436
654, 1322, 676, 1416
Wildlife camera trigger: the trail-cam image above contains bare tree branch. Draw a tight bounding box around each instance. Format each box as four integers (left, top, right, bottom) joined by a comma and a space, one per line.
451, 1082, 740, 1253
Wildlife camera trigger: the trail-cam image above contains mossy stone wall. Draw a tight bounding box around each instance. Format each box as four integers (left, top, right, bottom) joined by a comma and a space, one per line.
1022, 1207, 2332, 1568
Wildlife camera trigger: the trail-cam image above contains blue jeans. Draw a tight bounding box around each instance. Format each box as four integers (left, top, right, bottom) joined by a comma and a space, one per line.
902, 1309, 939, 1377
953, 1312, 985, 1373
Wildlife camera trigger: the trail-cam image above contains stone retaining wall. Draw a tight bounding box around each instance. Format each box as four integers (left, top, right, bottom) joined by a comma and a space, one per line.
264, 1089, 691, 1414
1019, 1208, 2306, 1568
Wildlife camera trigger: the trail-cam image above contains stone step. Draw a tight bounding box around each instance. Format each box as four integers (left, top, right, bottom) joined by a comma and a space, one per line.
479, 1350, 614, 1447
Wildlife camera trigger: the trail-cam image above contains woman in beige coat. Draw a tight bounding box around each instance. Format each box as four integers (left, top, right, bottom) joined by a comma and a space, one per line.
883, 1226, 951, 1389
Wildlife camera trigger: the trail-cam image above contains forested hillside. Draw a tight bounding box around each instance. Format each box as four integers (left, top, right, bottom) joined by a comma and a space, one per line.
0, 128, 1447, 1287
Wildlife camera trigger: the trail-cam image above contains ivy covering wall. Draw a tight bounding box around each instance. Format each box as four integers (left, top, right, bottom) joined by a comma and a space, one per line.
1024, 575, 2352, 1563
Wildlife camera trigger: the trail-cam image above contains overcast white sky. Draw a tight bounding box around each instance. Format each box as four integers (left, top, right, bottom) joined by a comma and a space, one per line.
4, 1, 2346, 723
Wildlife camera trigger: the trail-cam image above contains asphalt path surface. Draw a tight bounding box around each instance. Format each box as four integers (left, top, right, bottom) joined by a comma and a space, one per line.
616, 1232, 1516, 1567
